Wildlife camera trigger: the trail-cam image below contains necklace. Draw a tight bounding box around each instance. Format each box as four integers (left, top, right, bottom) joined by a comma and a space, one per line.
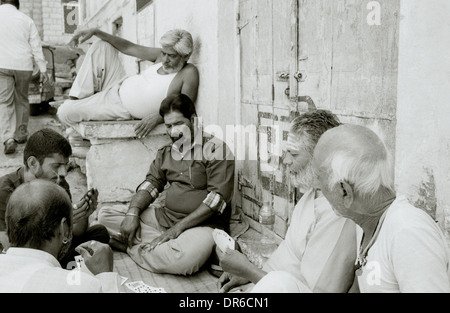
355, 209, 388, 276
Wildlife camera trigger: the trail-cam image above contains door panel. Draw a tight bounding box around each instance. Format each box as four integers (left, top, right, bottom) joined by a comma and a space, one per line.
237, 0, 400, 239
238, 0, 296, 238
297, 0, 400, 153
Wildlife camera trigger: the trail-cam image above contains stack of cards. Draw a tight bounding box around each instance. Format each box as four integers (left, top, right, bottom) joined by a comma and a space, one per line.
212, 229, 235, 253
125, 281, 166, 293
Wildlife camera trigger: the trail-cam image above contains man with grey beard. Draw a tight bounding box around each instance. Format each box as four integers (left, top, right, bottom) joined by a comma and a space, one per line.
58, 28, 199, 139
217, 110, 357, 293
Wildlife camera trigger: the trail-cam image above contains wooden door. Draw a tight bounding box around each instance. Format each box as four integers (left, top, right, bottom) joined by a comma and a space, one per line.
237, 0, 298, 239
236, 0, 400, 239
297, 0, 400, 152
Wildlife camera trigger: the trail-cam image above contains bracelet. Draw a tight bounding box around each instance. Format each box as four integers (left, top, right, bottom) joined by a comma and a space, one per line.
126, 212, 140, 218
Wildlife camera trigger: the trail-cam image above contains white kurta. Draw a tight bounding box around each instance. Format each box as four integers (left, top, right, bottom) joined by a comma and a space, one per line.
0, 248, 120, 293
356, 195, 450, 293
255, 188, 357, 293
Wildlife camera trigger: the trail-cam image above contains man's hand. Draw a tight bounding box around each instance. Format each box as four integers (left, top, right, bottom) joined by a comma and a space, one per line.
217, 248, 255, 278
120, 215, 141, 247
139, 226, 183, 252
40, 72, 50, 86
68, 28, 97, 48
72, 188, 98, 224
75, 241, 113, 274
217, 272, 250, 293
134, 113, 163, 139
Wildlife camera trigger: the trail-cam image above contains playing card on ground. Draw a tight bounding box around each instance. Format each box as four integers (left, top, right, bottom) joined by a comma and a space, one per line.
126, 281, 167, 293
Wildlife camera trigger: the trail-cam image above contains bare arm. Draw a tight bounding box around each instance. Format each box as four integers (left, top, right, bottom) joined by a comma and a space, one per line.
218, 248, 267, 284
120, 190, 155, 246
134, 64, 200, 138
69, 28, 161, 62
179, 65, 200, 103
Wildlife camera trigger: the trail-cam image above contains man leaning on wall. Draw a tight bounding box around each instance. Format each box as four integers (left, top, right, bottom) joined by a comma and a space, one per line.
57, 27, 199, 140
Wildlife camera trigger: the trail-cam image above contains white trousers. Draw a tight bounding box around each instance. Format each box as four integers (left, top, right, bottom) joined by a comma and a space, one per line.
57, 41, 132, 132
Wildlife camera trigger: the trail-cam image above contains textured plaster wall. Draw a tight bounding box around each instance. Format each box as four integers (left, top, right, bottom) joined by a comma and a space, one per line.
153, 0, 236, 130
396, 0, 450, 243
81, 0, 236, 129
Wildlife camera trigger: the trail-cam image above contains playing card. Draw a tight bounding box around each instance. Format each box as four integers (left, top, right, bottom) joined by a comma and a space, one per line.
126, 281, 166, 293
120, 276, 128, 285
74, 255, 85, 270
212, 229, 235, 253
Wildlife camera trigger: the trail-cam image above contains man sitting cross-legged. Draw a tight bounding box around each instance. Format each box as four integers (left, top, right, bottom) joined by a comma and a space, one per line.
98, 94, 235, 276
217, 110, 357, 293
58, 28, 199, 139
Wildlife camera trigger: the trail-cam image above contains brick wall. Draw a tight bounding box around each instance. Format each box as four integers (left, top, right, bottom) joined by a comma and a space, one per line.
41, 0, 73, 44
19, 0, 74, 45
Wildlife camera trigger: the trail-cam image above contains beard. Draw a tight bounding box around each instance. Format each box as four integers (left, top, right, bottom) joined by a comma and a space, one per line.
162, 61, 185, 74
290, 162, 318, 191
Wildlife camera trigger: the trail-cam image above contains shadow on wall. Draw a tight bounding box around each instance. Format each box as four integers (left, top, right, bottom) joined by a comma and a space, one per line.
190, 36, 202, 65
414, 168, 437, 221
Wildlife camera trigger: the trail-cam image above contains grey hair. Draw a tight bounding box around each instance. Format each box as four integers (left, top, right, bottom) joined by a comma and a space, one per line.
160, 29, 193, 58
290, 110, 341, 154
324, 140, 395, 198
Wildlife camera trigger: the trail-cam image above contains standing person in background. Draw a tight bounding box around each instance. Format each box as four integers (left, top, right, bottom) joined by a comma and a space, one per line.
0, 0, 49, 154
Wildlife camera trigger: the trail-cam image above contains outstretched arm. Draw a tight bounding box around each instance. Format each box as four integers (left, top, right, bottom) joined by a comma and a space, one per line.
69, 28, 161, 62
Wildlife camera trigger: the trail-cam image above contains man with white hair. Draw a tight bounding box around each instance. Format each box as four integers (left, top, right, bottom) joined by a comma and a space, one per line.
312, 124, 450, 292
58, 28, 199, 139
217, 110, 357, 293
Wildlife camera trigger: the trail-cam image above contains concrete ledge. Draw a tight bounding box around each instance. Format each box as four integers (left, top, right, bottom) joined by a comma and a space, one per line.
78, 120, 166, 140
